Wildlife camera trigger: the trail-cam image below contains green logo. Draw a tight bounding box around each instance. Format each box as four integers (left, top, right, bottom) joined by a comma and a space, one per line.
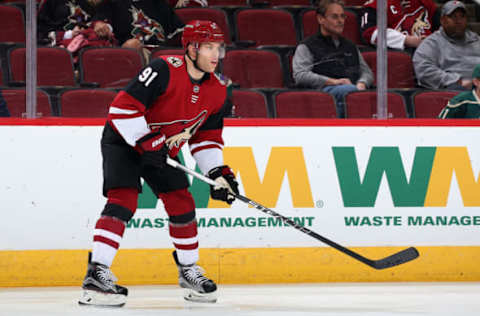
332, 147, 435, 207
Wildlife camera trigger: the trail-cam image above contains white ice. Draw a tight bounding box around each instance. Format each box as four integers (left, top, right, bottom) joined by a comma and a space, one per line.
0, 283, 479, 316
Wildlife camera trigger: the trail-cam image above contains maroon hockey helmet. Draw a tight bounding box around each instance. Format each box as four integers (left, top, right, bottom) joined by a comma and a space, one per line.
181, 20, 225, 49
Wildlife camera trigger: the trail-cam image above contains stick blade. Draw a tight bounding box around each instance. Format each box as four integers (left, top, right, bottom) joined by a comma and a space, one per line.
371, 247, 420, 270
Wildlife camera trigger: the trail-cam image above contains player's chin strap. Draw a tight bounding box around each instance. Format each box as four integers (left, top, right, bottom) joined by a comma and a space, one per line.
185, 47, 207, 74
166, 157, 420, 270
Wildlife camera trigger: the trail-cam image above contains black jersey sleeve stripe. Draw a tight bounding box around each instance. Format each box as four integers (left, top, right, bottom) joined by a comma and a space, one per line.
123, 58, 170, 109
199, 97, 233, 131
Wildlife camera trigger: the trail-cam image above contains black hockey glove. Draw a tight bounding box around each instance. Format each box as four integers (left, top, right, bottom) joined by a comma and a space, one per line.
207, 165, 239, 204
136, 132, 168, 169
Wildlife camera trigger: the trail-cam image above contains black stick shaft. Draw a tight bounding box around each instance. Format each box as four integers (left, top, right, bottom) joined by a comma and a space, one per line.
166, 158, 419, 270
233, 194, 375, 267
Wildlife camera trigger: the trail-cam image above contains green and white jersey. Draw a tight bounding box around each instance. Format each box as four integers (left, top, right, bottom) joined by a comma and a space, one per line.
439, 89, 480, 119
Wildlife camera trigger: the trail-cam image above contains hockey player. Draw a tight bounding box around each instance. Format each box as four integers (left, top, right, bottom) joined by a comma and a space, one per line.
360, 0, 440, 51
78, 20, 239, 307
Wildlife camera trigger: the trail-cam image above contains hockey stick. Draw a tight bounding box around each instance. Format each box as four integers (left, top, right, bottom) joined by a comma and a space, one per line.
166, 157, 419, 270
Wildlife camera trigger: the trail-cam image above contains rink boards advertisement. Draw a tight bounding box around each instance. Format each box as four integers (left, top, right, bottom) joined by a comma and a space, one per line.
1, 119, 480, 286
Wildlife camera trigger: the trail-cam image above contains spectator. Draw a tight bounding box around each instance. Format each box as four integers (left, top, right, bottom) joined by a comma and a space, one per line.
37, 0, 113, 47
413, 1, 480, 90
102, 0, 184, 59
292, 0, 373, 118
439, 64, 480, 118
360, 0, 440, 52
0, 90, 10, 117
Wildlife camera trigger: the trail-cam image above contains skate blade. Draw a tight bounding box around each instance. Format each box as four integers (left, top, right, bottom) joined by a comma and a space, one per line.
78, 289, 126, 307
183, 288, 217, 303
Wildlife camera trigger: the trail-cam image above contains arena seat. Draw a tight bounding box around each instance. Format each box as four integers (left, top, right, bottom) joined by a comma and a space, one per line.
1, 89, 52, 117
231, 89, 269, 118
175, 8, 232, 44
9, 47, 76, 86
223, 49, 284, 88
345, 91, 407, 118
1, 0, 43, 2
168, 0, 247, 6
79, 48, 144, 88
235, 9, 297, 47
59, 89, 117, 117
413, 90, 459, 118
0, 5, 25, 43
260, 0, 311, 5
361, 51, 415, 88
274, 90, 337, 118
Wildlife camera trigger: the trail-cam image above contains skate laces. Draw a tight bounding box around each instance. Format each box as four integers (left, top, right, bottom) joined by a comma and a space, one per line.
95, 265, 118, 289
183, 265, 209, 286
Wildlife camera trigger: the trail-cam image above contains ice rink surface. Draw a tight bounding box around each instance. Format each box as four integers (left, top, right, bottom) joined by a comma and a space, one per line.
1, 283, 479, 316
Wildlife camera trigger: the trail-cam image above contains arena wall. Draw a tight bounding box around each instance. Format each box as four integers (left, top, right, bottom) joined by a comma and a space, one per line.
1, 118, 479, 286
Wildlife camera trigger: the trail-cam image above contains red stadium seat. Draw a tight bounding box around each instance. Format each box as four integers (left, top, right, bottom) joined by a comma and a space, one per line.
59, 89, 117, 117
79, 48, 144, 88
301, 9, 318, 39
261, 0, 311, 5
235, 9, 297, 47
1, 0, 42, 2
223, 49, 284, 88
175, 8, 232, 44
361, 51, 415, 88
301, 9, 361, 44
209, 0, 246, 5
9, 47, 76, 86
168, 0, 246, 6
0, 5, 25, 43
1, 89, 52, 117
275, 90, 337, 118
345, 91, 407, 118
413, 90, 459, 118
231, 89, 269, 118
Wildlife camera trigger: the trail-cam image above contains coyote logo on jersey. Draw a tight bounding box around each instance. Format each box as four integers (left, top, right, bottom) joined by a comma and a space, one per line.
130, 6, 165, 42
149, 110, 208, 150
411, 11, 431, 36
167, 57, 183, 68
65, 1, 90, 31
395, 6, 432, 36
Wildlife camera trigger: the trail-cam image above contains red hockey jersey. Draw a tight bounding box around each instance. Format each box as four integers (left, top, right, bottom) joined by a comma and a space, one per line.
106, 55, 229, 163
361, 0, 438, 46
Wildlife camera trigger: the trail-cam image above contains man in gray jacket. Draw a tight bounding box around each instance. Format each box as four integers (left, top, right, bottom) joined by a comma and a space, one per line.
292, 0, 373, 118
413, 0, 480, 90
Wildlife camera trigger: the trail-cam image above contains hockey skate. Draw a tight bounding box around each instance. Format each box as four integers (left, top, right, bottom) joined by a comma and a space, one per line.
78, 253, 128, 307
173, 251, 217, 303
